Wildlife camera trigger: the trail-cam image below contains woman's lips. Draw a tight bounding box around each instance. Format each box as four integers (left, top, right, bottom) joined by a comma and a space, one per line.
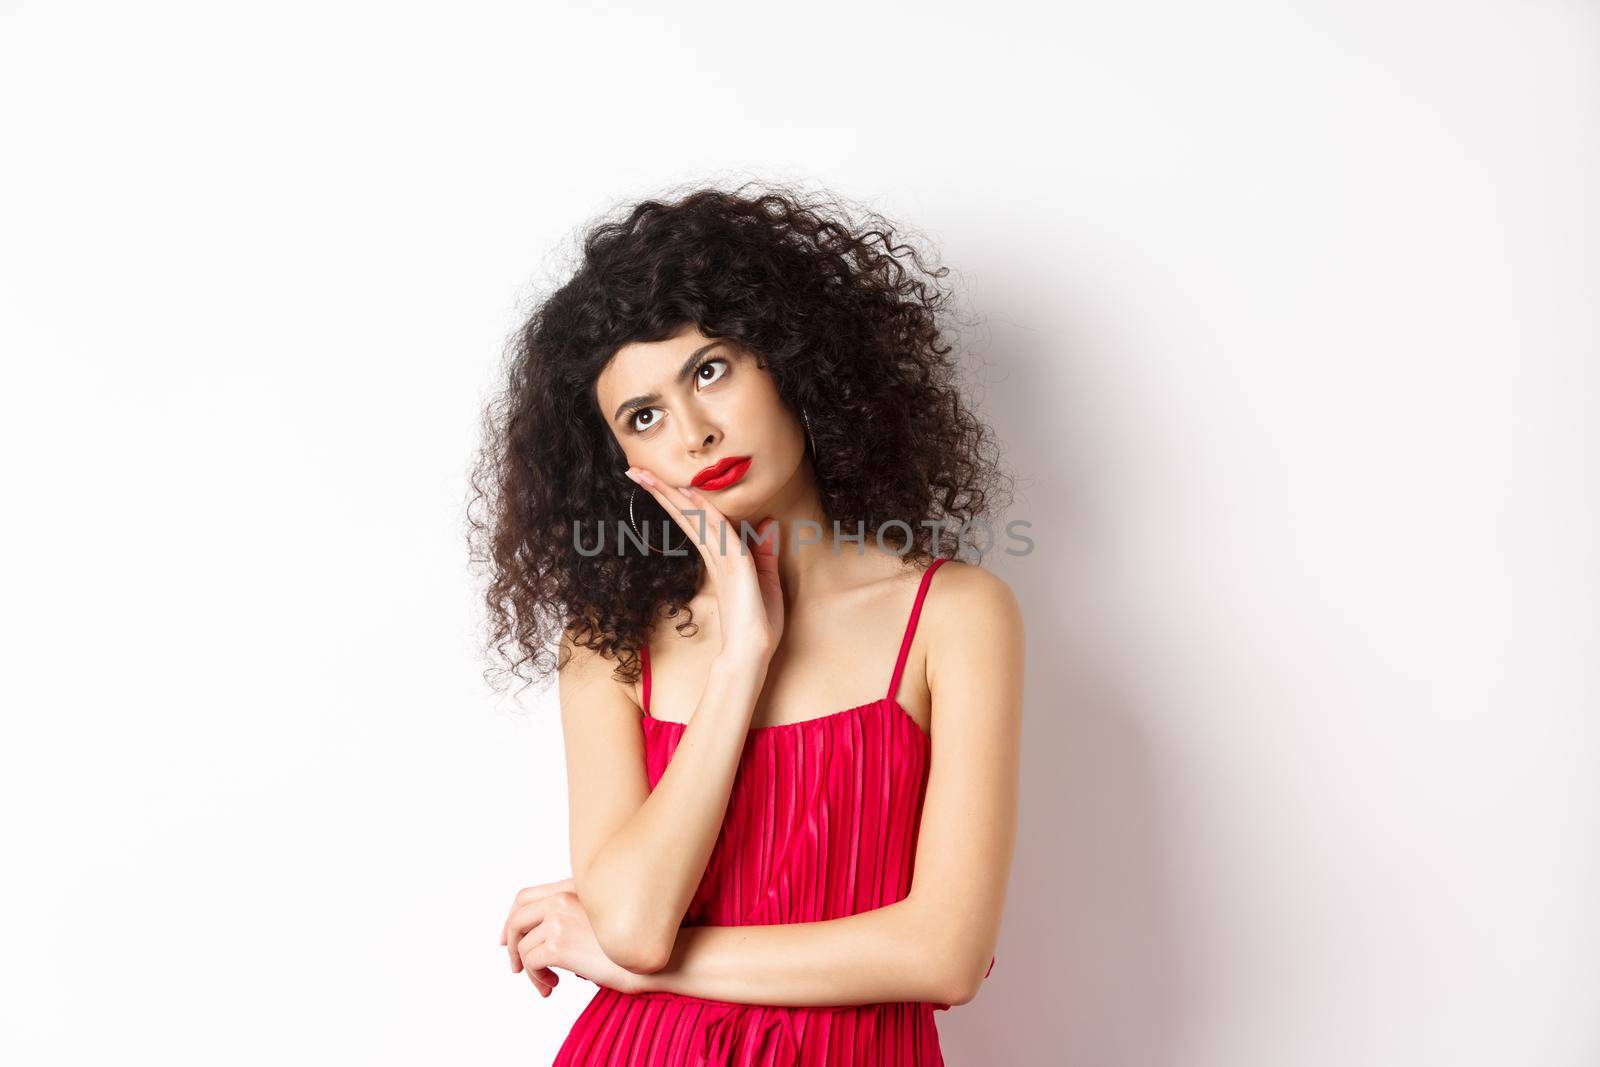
692, 456, 752, 491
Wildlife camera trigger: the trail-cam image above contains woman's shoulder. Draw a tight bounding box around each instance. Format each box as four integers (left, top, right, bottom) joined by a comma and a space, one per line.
926, 555, 1017, 600
556, 622, 651, 722
556, 620, 640, 689
920, 556, 1023, 644
918, 558, 1025, 734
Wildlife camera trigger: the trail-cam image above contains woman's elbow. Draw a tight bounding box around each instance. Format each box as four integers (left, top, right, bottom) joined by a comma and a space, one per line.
936, 951, 994, 1007
938, 970, 980, 1007
609, 939, 673, 976
593, 914, 675, 975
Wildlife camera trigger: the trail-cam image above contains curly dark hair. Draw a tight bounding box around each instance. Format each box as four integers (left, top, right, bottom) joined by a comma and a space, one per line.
465, 178, 1014, 699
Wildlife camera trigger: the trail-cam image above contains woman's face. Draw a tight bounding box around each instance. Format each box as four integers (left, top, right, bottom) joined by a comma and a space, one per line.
593, 323, 806, 523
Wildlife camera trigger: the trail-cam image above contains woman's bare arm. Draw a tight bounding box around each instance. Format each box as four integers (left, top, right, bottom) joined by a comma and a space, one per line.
627, 564, 1024, 1006
559, 627, 770, 973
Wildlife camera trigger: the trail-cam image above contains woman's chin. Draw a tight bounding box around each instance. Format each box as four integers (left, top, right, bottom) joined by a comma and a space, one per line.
724, 501, 772, 529
701, 482, 761, 523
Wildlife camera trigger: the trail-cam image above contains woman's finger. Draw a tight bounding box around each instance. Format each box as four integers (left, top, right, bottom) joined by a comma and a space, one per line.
629, 465, 769, 563
526, 963, 552, 996
500, 879, 571, 949
625, 467, 731, 558
507, 899, 549, 973
501, 895, 523, 953
518, 930, 555, 996
748, 517, 780, 570
526, 961, 555, 996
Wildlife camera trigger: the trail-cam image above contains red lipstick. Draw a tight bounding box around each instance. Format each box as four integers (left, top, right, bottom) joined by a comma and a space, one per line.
691, 455, 753, 491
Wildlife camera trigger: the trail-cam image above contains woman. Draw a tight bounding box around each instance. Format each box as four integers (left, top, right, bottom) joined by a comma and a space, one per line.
471, 182, 1025, 1065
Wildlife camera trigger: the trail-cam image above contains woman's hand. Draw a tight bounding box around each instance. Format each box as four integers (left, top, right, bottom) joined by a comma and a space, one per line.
625, 465, 784, 656
500, 877, 569, 996
500, 877, 644, 997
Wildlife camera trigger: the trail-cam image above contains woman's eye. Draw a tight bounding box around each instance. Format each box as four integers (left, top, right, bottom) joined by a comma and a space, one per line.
629, 359, 728, 434
696, 357, 729, 386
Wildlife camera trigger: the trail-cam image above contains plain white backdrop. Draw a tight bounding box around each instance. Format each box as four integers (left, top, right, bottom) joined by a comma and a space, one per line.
2, 2, 1595, 1064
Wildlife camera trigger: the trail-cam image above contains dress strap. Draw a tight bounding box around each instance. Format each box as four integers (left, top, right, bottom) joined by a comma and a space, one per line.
886, 556, 950, 703
639, 641, 652, 718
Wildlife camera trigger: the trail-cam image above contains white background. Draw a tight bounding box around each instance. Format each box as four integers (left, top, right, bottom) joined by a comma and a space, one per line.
3, 2, 1595, 1064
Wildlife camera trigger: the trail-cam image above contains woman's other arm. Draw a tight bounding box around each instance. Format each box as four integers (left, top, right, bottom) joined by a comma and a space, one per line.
630, 563, 1024, 1006
559, 627, 770, 974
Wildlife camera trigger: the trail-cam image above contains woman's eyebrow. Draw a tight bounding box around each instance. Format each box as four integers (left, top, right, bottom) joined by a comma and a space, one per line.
610, 342, 723, 423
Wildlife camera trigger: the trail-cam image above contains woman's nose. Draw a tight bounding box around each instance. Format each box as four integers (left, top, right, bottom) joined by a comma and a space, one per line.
679, 415, 719, 452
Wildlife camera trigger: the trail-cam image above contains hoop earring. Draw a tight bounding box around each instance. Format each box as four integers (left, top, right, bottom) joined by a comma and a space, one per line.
801, 407, 818, 456
627, 484, 691, 555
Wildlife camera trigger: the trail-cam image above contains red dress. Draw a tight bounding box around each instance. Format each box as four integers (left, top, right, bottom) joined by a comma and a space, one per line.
551, 556, 994, 1065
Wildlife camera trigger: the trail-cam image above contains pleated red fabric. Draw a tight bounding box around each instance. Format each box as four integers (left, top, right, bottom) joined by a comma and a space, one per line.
551, 556, 994, 1066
